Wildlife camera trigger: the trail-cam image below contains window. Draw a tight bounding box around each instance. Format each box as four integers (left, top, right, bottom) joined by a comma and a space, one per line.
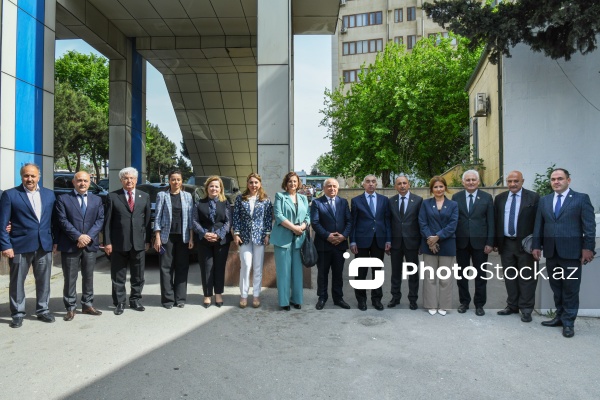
342, 11, 383, 29
394, 36, 403, 45
394, 9, 403, 23
407, 7, 416, 21
407, 35, 417, 50
472, 118, 479, 160
343, 68, 368, 84
342, 39, 383, 55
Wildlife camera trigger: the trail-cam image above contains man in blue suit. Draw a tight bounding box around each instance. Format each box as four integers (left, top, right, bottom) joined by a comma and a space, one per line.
532, 168, 596, 338
55, 171, 105, 321
350, 174, 391, 311
0, 163, 56, 328
311, 178, 352, 310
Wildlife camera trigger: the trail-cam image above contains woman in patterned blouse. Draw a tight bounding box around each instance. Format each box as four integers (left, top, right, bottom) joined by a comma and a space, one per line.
232, 173, 273, 308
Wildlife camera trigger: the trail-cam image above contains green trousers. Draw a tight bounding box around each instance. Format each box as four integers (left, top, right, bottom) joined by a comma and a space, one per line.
274, 245, 304, 307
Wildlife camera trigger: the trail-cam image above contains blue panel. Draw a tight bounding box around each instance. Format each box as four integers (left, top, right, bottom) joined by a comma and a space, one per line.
14, 152, 43, 187
131, 44, 144, 182
15, 81, 43, 154
19, 0, 45, 24
16, 9, 45, 88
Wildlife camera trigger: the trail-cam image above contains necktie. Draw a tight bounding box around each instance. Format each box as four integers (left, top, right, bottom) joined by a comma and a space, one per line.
508, 193, 516, 236
329, 198, 336, 213
399, 196, 406, 218
368, 194, 375, 215
127, 191, 134, 212
554, 194, 563, 218
78, 193, 87, 216
468, 194, 474, 215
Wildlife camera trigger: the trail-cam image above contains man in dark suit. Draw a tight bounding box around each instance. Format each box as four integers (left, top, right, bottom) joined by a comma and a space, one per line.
311, 178, 352, 310
0, 163, 56, 328
452, 170, 494, 316
104, 167, 151, 315
55, 171, 105, 321
350, 174, 391, 311
494, 171, 539, 322
532, 168, 595, 338
387, 175, 423, 310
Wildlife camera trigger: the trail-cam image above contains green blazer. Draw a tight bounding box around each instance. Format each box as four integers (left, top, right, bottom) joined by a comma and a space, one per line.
270, 191, 310, 249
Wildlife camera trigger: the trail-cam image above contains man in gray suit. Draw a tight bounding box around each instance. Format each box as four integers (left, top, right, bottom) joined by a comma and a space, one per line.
532, 168, 596, 338
387, 175, 423, 309
452, 170, 494, 316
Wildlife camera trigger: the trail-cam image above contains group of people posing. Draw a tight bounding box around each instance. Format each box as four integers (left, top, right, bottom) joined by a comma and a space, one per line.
0, 165, 595, 338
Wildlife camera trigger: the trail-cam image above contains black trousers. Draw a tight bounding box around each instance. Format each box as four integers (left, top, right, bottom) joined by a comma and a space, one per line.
111, 248, 145, 305
499, 238, 537, 312
354, 237, 385, 302
62, 249, 96, 310
316, 248, 345, 302
390, 244, 420, 302
159, 234, 190, 306
456, 243, 488, 308
198, 242, 230, 297
547, 256, 581, 327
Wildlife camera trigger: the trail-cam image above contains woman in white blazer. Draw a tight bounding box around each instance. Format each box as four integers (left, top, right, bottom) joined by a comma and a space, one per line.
153, 170, 195, 309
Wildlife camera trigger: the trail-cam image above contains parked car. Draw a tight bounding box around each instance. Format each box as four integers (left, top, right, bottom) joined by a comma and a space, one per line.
53, 172, 109, 207
97, 178, 109, 190
186, 175, 240, 204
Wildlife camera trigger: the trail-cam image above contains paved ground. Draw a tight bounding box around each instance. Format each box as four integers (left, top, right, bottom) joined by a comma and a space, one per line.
1, 253, 599, 400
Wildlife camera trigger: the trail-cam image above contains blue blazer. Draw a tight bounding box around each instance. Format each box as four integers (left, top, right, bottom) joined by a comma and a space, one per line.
270, 192, 310, 249
310, 195, 351, 252
0, 185, 56, 253
532, 190, 596, 260
54, 191, 105, 253
349, 193, 391, 249
418, 197, 459, 257
232, 194, 273, 246
154, 190, 194, 244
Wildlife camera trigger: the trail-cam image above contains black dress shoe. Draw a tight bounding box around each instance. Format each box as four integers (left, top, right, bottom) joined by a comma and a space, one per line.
281, 306, 291, 311
457, 304, 469, 313
521, 313, 532, 323
475, 307, 485, 316
372, 300, 384, 311
203, 302, 211, 309
315, 300, 326, 310
163, 304, 173, 309
334, 300, 351, 309
114, 303, 125, 315
37, 313, 55, 323
541, 317, 563, 327
292, 303, 301, 310
130, 300, 145, 311
10, 316, 23, 328
562, 326, 574, 338
357, 300, 367, 311
387, 298, 400, 308
409, 302, 418, 310
497, 306, 519, 316
176, 303, 185, 308
215, 302, 223, 308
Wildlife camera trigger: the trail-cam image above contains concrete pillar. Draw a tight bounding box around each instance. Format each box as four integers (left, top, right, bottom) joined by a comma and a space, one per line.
256, 0, 293, 197
0, 0, 56, 189
108, 40, 146, 189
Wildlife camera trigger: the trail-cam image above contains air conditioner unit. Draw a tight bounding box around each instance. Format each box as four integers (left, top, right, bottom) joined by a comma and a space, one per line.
474, 93, 488, 117
340, 0, 347, 6
340, 27, 348, 34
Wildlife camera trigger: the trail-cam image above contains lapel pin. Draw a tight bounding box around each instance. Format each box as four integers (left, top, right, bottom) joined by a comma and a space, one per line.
477, 196, 480, 200
569, 195, 572, 197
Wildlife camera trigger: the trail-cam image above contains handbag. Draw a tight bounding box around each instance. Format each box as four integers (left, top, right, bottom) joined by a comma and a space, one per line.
300, 228, 318, 268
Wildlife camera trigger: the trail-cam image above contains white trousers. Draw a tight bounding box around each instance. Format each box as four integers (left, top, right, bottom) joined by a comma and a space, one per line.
239, 243, 265, 298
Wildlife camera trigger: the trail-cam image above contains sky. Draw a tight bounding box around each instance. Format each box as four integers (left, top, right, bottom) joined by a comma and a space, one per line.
55, 35, 332, 174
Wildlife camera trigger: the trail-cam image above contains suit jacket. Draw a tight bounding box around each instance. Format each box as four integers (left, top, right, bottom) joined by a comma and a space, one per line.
532, 190, 595, 260
232, 194, 273, 246
55, 191, 105, 253
104, 189, 151, 252
192, 198, 233, 246
154, 190, 194, 244
270, 192, 310, 249
494, 188, 539, 253
452, 190, 495, 250
349, 193, 391, 249
310, 195, 352, 252
389, 192, 423, 250
418, 197, 459, 256
0, 185, 55, 253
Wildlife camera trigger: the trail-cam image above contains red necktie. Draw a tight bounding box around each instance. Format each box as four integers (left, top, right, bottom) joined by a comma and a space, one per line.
127, 191, 134, 212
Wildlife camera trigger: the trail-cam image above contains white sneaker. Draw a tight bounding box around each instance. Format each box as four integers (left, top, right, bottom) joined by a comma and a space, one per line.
428, 309, 437, 315
438, 309, 447, 316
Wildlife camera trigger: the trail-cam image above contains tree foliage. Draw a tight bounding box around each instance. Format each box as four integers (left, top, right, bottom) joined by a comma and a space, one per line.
311, 153, 335, 176
146, 121, 177, 182
423, 0, 600, 64
320, 35, 482, 186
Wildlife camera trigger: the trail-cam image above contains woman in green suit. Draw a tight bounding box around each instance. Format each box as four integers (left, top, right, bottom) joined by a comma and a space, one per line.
270, 171, 310, 310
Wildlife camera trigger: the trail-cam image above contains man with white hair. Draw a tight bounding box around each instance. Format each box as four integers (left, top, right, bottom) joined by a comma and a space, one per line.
104, 167, 151, 315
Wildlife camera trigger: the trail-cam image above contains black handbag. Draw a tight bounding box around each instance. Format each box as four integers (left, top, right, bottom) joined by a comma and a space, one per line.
301, 228, 318, 268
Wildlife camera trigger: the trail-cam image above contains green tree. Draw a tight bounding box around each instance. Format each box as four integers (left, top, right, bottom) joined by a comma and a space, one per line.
175, 156, 194, 181
321, 35, 482, 185
146, 121, 178, 182
311, 153, 334, 176
423, 0, 600, 63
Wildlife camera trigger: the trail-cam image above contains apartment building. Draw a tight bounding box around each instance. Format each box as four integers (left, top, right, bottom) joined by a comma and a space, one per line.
332, 0, 450, 89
